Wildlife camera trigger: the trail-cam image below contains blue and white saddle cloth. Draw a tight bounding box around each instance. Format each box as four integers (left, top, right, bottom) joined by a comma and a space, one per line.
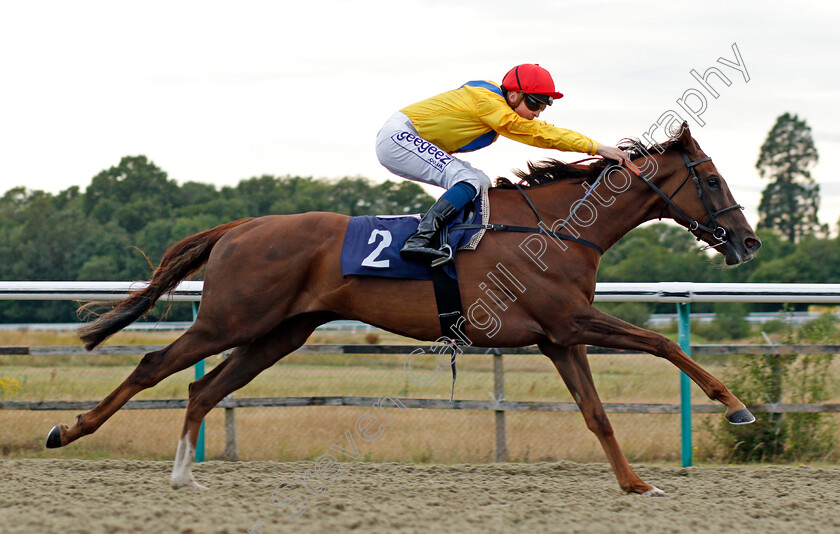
340, 187, 489, 280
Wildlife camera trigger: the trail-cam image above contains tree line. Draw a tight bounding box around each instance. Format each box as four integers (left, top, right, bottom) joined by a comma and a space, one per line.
0, 156, 435, 322
0, 112, 826, 323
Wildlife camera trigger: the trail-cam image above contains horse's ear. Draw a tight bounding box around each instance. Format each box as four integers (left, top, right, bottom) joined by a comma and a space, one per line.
675, 121, 696, 153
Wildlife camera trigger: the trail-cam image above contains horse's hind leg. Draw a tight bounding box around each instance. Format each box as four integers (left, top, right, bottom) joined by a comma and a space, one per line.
171, 313, 329, 489
46, 320, 246, 449
540, 342, 664, 496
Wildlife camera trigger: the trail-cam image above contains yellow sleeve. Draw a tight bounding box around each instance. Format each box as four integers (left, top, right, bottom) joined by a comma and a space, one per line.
475, 92, 598, 155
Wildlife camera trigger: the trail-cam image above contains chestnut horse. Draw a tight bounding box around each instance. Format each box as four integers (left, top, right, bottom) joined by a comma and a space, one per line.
47, 123, 761, 495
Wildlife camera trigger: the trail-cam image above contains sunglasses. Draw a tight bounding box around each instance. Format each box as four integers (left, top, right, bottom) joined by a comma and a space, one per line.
523, 93, 553, 112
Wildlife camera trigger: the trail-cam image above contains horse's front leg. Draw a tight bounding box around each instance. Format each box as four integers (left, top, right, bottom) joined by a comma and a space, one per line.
561, 306, 754, 425
540, 342, 664, 495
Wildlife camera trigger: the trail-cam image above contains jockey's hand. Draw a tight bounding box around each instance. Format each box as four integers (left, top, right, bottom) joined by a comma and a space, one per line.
596, 145, 631, 165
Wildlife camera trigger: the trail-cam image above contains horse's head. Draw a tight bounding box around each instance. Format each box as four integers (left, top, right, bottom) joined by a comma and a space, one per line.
643, 123, 761, 265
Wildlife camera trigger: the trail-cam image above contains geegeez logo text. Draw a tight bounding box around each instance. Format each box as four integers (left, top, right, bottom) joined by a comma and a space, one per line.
392, 131, 452, 172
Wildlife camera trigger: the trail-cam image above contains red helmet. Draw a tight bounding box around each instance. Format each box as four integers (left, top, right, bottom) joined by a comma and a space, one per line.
501, 64, 564, 100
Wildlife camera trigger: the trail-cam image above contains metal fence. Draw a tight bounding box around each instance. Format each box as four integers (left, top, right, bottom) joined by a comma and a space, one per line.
3, 342, 840, 458
1, 282, 839, 466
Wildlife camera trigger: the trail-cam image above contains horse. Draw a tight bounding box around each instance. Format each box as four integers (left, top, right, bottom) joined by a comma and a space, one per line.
46, 122, 761, 495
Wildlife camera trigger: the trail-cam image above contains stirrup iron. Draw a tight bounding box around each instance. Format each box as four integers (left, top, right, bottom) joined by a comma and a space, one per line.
430, 244, 454, 267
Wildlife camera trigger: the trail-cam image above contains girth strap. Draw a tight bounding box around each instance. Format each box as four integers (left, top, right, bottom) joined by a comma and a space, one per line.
430, 226, 462, 402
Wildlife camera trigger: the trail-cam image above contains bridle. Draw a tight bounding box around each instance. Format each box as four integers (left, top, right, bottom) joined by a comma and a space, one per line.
450, 149, 743, 259
625, 151, 744, 250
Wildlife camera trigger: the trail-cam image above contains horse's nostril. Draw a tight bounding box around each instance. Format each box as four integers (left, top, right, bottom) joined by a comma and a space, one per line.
745, 237, 761, 251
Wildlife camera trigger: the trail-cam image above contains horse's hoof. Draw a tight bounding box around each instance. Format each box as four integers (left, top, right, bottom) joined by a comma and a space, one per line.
643, 486, 665, 496
45, 425, 63, 448
727, 408, 755, 425
171, 479, 208, 491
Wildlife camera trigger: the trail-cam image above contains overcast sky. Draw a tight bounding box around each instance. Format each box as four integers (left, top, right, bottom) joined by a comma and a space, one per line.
1, 1, 838, 229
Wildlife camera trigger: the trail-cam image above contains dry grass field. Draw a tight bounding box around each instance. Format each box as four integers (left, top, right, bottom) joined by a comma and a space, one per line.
1, 328, 838, 464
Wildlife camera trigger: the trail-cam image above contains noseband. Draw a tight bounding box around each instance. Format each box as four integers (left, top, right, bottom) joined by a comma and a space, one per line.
626, 152, 743, 249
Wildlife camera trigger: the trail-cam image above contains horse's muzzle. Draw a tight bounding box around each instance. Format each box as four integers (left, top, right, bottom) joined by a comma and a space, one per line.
724, 233, 761, 265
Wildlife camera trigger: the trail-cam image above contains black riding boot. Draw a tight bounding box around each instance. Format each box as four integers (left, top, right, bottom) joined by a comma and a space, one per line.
400, 197, 458, 264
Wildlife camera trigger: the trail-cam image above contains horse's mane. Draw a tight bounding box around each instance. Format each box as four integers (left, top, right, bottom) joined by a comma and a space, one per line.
495, 137, 681, 189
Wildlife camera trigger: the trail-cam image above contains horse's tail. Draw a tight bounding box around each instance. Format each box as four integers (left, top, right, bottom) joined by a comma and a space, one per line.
78, 218, 254, 351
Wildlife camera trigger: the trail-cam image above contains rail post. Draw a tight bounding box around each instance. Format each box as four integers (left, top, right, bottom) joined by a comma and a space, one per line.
223, 399, 238, 461
677, 302, 692, 467
493, 350, 508, 462
192, 302, 206, 463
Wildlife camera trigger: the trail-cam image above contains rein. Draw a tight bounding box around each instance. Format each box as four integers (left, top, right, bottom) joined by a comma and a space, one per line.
451, 150, 741, 256
449, 166, 610, 256
625, 152, 743, 249
450, 191, 605, 257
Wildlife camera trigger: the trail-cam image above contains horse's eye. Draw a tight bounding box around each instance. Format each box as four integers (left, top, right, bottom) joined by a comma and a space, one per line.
707, 178, 720, 189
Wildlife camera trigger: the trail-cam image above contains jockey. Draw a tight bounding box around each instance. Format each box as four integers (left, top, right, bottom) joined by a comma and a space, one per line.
376, 63, 630, 264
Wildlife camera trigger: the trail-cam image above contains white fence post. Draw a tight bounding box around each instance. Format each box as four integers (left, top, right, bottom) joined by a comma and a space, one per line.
493, 350, 507, 462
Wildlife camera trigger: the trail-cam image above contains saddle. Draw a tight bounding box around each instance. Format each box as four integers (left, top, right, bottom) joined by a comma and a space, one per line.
339, 186, 489, 281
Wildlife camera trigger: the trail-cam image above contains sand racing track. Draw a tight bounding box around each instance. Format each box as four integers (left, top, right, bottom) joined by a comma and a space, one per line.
2, 459, 840, 533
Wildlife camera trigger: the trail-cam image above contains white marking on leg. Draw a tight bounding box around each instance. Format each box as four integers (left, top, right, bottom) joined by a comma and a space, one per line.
171, 435, 207, 490
644, 486, 665, 496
